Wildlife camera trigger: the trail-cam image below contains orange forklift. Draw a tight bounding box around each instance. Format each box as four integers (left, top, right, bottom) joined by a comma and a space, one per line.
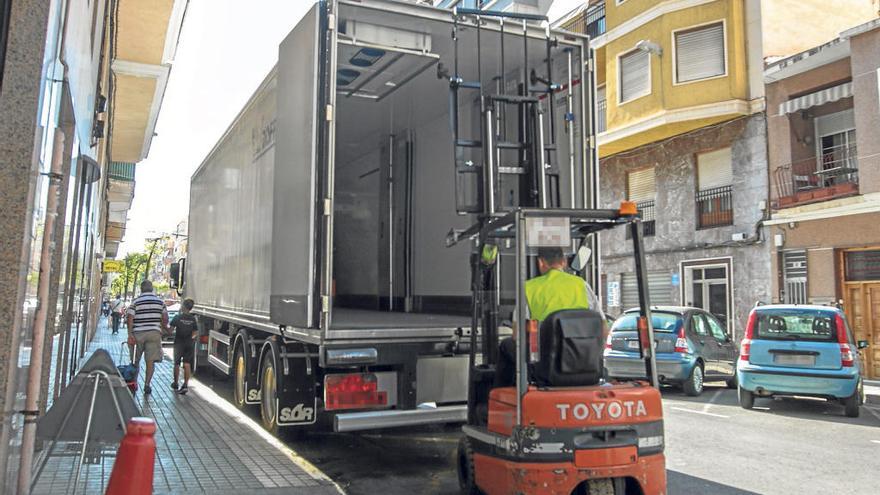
449, 207, 666, 495
442, 5, 666, 494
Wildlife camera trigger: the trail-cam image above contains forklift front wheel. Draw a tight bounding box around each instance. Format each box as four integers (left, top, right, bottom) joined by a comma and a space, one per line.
457, 437, 481, 495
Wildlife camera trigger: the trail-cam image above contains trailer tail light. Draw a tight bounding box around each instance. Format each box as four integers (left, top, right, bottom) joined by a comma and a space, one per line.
324, 373, 388, 411
674, 327, 689, 354
527, 320, 540, 363
740, 310, 757, 362
836, 314, 854, 367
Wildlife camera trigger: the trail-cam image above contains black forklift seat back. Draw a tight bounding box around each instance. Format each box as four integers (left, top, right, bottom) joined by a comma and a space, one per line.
532, 309, 605, 387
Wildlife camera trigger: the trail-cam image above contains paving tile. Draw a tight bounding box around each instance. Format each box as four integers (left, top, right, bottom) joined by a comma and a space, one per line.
32, 320, 341, 494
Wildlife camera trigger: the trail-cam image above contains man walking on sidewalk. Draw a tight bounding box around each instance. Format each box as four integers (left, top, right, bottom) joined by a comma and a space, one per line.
169, 298, 197, 394
110, 294, 124, 334
127, 280, 168, 395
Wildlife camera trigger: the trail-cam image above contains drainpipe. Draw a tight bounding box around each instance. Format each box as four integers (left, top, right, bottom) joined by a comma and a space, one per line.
17, 128, 66, 495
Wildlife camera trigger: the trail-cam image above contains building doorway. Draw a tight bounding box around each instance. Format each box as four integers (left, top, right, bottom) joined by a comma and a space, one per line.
681, 257, 733, 335
841, 249, 880, 379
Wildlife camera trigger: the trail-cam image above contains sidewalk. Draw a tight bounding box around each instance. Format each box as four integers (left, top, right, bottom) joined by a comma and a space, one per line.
33, 319, 342, 494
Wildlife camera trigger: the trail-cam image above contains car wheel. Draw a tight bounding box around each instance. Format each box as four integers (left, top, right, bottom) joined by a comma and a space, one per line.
738, 386, 755, 410
682, 364, 704, 397
844, 381, 861, 418
726, 372, 738, 389
457, 437, 481, 495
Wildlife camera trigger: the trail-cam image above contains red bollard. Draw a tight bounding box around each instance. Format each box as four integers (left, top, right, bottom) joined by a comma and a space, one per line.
105, 417, 156, 495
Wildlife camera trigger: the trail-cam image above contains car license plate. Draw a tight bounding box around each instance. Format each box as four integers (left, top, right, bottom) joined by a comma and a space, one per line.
626, 340, 640, 351
774, 354, 815, 366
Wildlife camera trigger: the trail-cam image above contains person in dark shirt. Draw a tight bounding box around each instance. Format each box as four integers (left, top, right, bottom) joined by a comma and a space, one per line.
169, 298, 198, 394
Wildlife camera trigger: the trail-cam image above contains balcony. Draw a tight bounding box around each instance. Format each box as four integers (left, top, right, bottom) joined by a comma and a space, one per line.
562, 3, 605, 38
626, 200, 655, 238
774, 143, 859, 208
696, 185, 733, 229
108, 162, 136, 182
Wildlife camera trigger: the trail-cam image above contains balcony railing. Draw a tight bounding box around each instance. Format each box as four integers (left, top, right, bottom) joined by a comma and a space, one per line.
696, 185, 733, 229
627, 200, 655, 238
597, 97, 607, 133
108, 162, 136, 182
562, 4, 605, 38
774, 144, 858, 208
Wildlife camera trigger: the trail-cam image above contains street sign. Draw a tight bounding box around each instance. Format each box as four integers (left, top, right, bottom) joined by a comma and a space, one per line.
103, 260, 123, 273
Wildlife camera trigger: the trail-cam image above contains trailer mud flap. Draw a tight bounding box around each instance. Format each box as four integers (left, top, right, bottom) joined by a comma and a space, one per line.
276, 341, 318, 426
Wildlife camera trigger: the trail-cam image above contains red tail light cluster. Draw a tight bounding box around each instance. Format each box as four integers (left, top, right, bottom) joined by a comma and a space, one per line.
605, 332, 613, 350
835, 314, 854, 367
324, 373, 387, 411
740, 310, 757, 362
674, 327, 689, 354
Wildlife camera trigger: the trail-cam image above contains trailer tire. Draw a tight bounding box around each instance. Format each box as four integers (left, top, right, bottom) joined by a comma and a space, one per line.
232, 344, 250, 410
457, 437, 481, 495
259, 348, 280, 436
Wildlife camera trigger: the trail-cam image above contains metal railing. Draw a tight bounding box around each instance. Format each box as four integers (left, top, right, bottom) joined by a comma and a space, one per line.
561, 3, 605, 38
107, 162, 135, 182
597, 97, 607, 133
696, 185, 733, 229
626, 200, 655, 238
773, 143, 858, 202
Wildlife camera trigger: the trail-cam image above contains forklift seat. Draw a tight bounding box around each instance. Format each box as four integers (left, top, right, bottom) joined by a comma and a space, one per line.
532, 309, 605, 387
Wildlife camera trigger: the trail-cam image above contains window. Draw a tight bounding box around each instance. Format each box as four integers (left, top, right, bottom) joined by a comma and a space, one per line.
845, 250, 880, 281
782, 250, 807, 304
619, 49, 650, 103
627, 167, 656, 236
597, 86, 607, 133
696, 148, 733, 228
705, 314, 728, 338
674, 22, 726, 83
692, 315, 709, 336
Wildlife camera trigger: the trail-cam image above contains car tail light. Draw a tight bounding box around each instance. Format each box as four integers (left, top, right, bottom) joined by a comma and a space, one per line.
605, 332, 613, 350
674, 327, 689, 354
324, 373, 387, 411
527, 319, 540, 363
835, 314, 854, 367
740, 310, 757, 362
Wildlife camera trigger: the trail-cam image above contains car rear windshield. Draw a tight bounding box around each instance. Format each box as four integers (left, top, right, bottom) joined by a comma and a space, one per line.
612, 312, 682, 333
754, 309, 838, 342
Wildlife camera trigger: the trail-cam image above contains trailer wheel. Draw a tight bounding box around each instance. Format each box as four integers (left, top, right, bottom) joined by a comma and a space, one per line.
260, 350, 280, 436
232, 345, 249, 410
457, 437, 480, 495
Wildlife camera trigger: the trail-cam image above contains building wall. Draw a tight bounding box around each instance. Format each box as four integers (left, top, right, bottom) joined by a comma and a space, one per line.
850, 27, 880, 194
600, 113, 770, 339
0, 0, 54, 489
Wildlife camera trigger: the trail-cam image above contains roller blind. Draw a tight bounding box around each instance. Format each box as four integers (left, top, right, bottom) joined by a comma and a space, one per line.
627, 167, 656, 203
620, 50, 650, 102
675, 22, 725, 83
697, 147, 733, 191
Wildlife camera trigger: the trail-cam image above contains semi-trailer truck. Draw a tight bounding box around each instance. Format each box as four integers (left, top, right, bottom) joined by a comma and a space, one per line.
172, 0, 597, 435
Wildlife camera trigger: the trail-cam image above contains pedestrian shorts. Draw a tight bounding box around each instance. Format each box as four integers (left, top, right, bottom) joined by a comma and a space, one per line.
174, 338, 194, 366
134, 330, 163, 363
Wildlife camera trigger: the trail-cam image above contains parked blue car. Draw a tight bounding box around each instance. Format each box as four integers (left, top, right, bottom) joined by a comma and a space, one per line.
737, 304, 868, 417
604, 307, 738, 396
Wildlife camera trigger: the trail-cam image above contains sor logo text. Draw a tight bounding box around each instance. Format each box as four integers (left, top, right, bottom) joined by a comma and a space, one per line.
247, 389, 261, 402
280, 403, 315, 423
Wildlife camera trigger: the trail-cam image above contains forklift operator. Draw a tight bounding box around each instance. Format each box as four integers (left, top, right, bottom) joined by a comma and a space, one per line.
495, 247, 601, 387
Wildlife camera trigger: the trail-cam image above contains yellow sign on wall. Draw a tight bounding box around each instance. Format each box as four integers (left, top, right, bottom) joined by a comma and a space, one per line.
103, 260, 123, 273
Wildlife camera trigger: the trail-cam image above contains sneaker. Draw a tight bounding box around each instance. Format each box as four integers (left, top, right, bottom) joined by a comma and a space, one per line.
171, 382, 179, 391
144, 385, 152, 395
177, 385, 188, 395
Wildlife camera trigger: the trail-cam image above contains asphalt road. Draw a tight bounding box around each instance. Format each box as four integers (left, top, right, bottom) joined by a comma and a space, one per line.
195, 369, 880, 495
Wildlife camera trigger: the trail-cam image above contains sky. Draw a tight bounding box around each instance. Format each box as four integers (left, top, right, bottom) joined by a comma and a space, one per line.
120, 0, 584, 255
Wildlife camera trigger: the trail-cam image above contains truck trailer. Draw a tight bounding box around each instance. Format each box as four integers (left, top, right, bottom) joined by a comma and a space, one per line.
175, 0, 597, 434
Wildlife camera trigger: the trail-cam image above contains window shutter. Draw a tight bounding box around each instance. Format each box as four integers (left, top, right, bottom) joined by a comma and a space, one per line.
620, 50, 650, 102
627, 167, 655, 203
675, 23, 725, 83
697, 148, 733, 191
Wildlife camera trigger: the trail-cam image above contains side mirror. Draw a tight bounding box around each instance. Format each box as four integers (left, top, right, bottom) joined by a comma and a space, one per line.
571, 245, 592, 272
169, 262, 181, 289
858, 340, 869, 349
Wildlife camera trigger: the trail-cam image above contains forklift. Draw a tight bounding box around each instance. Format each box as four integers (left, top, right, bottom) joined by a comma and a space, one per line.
442, 5, 666, 495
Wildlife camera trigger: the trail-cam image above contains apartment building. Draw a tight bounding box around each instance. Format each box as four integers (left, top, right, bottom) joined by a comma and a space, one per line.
0, 0, 186, 489
765, 19, 880, 378
558, 0, 877, 339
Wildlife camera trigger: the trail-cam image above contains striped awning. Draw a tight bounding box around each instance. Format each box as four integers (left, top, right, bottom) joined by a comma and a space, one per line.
779, 82, 853, 115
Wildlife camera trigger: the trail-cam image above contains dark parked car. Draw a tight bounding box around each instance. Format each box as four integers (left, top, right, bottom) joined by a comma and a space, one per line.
604, 306, 738, 396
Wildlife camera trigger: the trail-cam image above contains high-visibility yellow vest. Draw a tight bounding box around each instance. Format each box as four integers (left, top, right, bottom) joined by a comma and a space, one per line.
524, 269, 589, 322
